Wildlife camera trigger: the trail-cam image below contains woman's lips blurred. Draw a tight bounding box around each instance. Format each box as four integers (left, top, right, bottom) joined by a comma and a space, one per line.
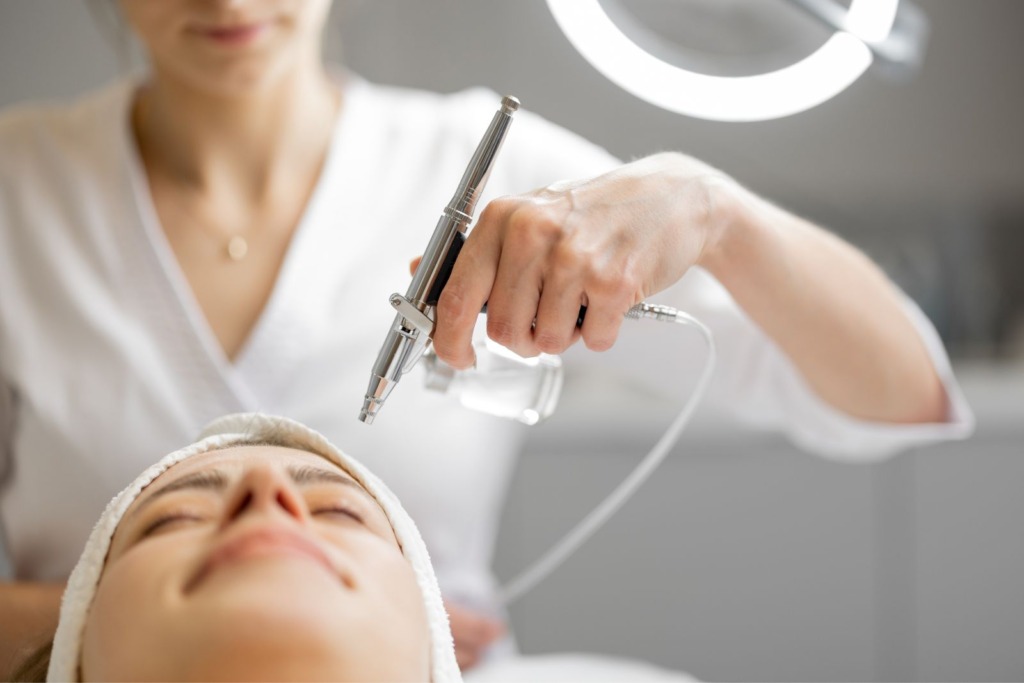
187, 527, 336, 592
193, 22, 269, 46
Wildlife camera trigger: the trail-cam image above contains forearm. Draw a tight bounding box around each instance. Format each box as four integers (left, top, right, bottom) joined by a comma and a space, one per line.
1, 581, 63, 679
699, 183, 947, 424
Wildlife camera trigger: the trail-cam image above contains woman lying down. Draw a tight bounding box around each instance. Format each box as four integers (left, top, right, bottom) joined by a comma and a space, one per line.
15, 413, 692, 682
14, 413, 459, 682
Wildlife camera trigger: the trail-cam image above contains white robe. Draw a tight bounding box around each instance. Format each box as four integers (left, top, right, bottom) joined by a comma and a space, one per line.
0, 75, 973, 615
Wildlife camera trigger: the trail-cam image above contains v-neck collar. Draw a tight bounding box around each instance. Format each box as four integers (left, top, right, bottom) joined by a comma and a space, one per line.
118, 73, 373, 410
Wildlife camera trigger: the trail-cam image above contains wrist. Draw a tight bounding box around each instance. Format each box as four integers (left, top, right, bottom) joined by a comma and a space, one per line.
694, 173, 756, 276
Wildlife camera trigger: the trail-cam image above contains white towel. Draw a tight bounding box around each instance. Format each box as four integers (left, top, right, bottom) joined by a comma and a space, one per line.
47, 412, 461, 682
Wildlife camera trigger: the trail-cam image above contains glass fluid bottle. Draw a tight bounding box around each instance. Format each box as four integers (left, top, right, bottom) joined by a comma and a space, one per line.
421, 336, 563, 425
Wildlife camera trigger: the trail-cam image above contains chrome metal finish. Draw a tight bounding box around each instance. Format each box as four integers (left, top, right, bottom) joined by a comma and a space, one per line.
625, 302, 677, 323
359, 96, 519, 424
389, 294, 435, 336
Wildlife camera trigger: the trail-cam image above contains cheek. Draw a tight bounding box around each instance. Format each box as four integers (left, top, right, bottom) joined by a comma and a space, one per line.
118, 1, 180, 50
362, 545, 432, 648
80, 547, 190, 680
384, 555, 428, 617
300, 0, 334, 29
273, 0, 332, 49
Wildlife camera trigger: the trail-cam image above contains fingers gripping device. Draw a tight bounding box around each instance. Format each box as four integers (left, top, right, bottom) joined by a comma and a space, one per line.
357, 96, 718, 605
358, 96, 521, 425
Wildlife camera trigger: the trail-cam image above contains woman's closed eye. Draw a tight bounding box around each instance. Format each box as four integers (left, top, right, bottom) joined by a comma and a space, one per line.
140, 512, 207, 538
311, 504, 364, 524
305, 489, 397, 544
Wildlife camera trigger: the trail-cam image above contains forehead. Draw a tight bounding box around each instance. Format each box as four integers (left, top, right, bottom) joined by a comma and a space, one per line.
161, 445, 353, 481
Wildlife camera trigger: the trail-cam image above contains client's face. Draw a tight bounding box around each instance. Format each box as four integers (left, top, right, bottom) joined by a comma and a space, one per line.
81, 446, 430, 682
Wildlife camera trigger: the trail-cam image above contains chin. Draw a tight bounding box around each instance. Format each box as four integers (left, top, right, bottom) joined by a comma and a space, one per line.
166, 36, 303, 98
188, 59, 289, 96
173, 629, 417, 683
197, 587, 356, 631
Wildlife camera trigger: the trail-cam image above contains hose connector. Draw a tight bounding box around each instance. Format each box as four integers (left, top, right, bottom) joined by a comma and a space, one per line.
625, 302, 680, 323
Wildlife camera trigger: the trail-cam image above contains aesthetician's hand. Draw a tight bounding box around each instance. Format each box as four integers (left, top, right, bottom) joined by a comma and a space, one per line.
427, 152, 737, 369
444, 599, 506, 671
415, 150, 949, 426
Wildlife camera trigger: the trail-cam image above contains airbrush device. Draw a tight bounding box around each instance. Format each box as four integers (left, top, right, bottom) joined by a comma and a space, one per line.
355, 96, 720, 608
358, 95, 520, 424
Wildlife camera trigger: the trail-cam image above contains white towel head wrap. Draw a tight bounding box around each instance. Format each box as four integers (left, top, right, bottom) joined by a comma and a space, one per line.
47, 413, 461, 682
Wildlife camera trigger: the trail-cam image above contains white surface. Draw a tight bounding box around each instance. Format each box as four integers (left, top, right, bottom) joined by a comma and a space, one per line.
468, 652, 697, 682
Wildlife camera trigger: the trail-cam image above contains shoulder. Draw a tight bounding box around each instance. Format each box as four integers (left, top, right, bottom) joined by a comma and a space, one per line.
0, 81, 133, 263
348, 76, 620, 185
353, 77, 582, 144
347, 77, 506, 146
0, 80, 130, 182
354, 78, 499, 114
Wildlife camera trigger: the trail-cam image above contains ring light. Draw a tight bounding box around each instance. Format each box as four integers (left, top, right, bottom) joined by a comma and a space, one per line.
545, 0, 900, 121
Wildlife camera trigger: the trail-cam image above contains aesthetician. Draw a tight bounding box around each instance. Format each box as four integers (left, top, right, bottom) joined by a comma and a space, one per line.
0, 0, 972, 675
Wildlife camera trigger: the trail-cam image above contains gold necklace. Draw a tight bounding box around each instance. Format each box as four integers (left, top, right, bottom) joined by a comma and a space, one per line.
180, 210, 251, 263
170, 198, 251, 263
226, 235, 249, 261
134, 95, 252, 263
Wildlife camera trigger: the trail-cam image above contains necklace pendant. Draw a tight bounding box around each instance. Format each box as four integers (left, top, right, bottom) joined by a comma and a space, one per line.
227, 235, 248, 261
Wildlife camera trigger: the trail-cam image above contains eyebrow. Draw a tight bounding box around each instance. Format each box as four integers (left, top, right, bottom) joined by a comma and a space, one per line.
146, 469, 228, 501
127, 469, 229, 522
128, 463, 369, 521
287, 464, 366, 495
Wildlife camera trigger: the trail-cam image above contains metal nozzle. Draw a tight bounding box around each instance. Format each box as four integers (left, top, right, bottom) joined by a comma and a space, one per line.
358, 397, 378, 425
359, 95, 519, 424
359, 373, 393, 425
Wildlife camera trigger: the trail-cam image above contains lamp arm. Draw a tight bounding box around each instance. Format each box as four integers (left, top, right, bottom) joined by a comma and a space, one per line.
781, 0, 929, 74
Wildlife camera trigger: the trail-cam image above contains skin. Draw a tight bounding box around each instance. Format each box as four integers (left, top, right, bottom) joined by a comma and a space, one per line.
121, 0, 340, 360
429, 154, 948, 425
80, 446, 430, 682
0, 1, 498, 672
2, 0, 951, 675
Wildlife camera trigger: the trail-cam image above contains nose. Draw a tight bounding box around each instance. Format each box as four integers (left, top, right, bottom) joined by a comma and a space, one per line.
221, 466, 307, 526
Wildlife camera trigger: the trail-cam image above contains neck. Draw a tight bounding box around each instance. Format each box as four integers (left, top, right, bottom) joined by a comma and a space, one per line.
133, 61, 340, 199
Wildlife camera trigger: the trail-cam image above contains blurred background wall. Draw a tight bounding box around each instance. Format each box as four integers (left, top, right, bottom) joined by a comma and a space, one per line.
1, 1, 1021, 681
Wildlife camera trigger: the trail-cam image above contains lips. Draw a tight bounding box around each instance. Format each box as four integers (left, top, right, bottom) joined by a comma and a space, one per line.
193, 22, 269, 46
187, 526, 338, 592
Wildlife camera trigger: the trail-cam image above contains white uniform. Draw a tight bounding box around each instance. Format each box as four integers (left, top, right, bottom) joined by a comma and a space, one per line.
0, 75, 972, 613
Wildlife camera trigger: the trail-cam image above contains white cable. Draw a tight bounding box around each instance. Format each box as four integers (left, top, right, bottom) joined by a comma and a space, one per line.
498, 303, 717, 605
